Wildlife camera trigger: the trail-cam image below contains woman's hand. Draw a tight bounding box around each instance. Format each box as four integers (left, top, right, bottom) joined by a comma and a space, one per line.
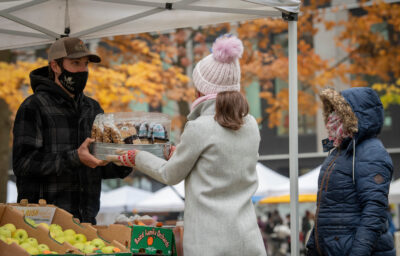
163, 144, 176, 160
106, 149, 138, 167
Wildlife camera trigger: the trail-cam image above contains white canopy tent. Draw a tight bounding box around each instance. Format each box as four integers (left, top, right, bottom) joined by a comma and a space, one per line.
389, 178, 400, 204
267, 165, 320, 197
7, 180, 17, 203
253, 162, 290, 202
0, 0, 299, 50
134, 181, 185, 212
1, 0, 301, 254
99, 185, 153, 212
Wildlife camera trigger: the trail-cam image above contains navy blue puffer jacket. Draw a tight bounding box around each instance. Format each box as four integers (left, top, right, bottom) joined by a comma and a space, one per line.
306, 87, 395, 256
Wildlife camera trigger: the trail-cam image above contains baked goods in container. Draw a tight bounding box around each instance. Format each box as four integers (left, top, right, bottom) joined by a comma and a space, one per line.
91, 112, 170, 145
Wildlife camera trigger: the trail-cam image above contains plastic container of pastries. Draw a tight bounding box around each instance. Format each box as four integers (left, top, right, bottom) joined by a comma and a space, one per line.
90, 112, 171, 160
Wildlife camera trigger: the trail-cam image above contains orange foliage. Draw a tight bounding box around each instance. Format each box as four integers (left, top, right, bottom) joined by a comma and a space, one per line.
0, 59, 47, 118
240, 0, 400, 127
98, 33, 192, 113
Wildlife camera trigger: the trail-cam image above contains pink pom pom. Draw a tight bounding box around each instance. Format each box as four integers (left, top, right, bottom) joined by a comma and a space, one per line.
212, 35, 243, 63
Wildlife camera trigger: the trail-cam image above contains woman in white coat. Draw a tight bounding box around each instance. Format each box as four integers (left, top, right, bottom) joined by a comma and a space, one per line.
110, 35, 267, 256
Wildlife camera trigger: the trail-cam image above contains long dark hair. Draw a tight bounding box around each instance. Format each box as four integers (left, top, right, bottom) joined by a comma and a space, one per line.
215, 91, 249, 130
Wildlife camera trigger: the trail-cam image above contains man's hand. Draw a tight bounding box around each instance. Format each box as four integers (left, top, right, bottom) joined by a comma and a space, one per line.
78, 138, 108, 168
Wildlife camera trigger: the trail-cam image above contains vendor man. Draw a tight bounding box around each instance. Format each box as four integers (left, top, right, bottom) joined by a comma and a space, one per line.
12, 37, 131, 224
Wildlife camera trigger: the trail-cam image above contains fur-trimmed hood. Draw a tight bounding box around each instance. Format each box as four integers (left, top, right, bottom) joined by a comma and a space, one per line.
320, 87, 384, 144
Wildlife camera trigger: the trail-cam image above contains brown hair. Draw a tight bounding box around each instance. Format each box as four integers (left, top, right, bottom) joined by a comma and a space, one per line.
215, 91, 249, 130
48, 58, 64, 80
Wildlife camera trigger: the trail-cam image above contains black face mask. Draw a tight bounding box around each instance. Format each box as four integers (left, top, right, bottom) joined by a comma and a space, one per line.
58, 68, 88, 95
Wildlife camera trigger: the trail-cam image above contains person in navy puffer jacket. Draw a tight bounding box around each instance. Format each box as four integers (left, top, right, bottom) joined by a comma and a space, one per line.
306, 87, 395, 256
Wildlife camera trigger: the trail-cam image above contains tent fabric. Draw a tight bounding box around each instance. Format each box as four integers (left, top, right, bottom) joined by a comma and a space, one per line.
7, 180, 17, 203
243, 0, 300, 13
134, 181, 185, 212
260, 193, 316, 204
263, 165, 320, 199
252, 163, 289, 202
389, 178, 400, 204
0, 0, 301, 50
99, 185, 153, 213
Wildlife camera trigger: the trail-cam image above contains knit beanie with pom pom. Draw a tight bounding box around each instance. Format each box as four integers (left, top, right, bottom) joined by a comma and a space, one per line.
192, 34, 243, 95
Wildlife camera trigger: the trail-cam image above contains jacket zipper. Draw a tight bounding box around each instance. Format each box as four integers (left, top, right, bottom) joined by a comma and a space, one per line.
315, 150, 340, 255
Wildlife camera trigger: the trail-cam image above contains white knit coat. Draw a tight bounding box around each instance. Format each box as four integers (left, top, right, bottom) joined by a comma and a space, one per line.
134, 99, 267, 256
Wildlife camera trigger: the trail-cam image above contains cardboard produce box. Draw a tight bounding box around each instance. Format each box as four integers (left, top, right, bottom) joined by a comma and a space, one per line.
0, 204, 81, 256
96, 224, 176, 256
172, 224, 183, 256
131, 225, 176, 256
6, 200, 131, 256
95, 224, 132, 249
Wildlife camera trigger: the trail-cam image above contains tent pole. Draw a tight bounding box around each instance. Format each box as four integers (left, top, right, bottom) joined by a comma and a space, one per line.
287, 14, 299, 256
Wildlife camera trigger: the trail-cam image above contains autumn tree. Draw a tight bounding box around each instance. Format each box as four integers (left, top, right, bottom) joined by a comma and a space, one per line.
337, 1, 400, 108
97, 31, 193, 132
235, 0, 399, 129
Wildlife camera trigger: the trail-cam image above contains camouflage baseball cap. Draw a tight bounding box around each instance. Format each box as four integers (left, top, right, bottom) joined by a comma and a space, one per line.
48, 37, 101, 63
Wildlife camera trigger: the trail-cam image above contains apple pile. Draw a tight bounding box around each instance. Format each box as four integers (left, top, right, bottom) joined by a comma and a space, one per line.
26, 218, 121, 254
0, 223, 56, 255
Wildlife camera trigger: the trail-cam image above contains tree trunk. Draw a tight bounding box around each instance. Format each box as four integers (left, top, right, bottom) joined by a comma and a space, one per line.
0, 99, 11, 203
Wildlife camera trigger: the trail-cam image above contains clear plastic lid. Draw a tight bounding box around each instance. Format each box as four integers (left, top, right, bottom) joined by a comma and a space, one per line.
91, 112, 171, 145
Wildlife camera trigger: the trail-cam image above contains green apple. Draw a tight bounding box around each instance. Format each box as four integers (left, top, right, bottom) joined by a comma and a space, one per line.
50, 229, 63, 239
63, 229, 76, 237
12, 229, 28, 243
25, 217, 36, 227
2, 223, 16, 234
90, 238, 105, 249
26, 237, 38, 248
64, 235, 75, 245
49, 224, 62, 232
25, 246, 39, 255
19, 242, 32, 250
73, 242, 85, 252
38, 223, 49, 230
83, 244, 96, 253
0, 227, 11, 238
101, 246, 115, 253
73, 233, 87, 244
5, 237, 19, 245
37, 243, 50, 253
0, 236, 7, 242
54, 236, 65, 244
